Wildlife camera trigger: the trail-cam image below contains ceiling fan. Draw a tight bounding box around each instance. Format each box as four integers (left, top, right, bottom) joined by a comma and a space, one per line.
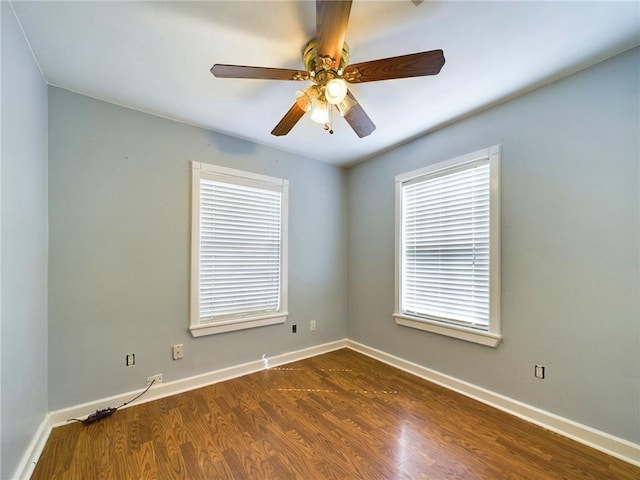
210, 0, 445, 138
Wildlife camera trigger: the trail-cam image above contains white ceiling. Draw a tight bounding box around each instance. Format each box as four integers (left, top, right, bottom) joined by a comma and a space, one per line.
10, 1, 640, 167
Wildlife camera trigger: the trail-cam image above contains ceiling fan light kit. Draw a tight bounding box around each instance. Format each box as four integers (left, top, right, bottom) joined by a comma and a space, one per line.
310, 99, 330, 125
210, 0, 445, 138
324, 78, 348, 105
294, 86, 317, 113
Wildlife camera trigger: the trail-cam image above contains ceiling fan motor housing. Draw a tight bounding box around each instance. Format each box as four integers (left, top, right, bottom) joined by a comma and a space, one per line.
303, 39, 350, 78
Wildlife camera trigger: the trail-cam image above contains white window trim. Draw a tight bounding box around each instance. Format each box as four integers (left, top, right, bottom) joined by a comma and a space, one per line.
393, 145, 501, 347
190, 162, 289, 337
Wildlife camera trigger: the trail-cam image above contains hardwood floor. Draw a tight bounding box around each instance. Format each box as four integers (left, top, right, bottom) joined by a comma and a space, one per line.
32, 349, 638, 479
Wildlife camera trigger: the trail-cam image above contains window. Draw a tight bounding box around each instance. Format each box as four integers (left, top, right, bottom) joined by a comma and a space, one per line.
190, 162, 288, 336
394, 146, 501, 347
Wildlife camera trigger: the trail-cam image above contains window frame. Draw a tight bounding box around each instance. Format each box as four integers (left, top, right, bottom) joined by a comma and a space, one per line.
190, 162, 289, 337
393, 145, 501, 347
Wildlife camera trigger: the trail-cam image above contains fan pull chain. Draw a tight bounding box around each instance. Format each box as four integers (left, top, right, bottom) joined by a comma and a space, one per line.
325, 105, 334, 134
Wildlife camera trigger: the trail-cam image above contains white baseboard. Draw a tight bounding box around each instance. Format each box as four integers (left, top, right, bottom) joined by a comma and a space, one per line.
11, 415, 51, 480
16, 337, 639, 478
14, 339, 347, 480
346, 339, 640, 467
48, 339, 348, 427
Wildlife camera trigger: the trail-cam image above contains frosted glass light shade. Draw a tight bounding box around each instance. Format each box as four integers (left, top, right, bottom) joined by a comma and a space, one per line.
336, 95, 356, 116
295, 86, 319, 112
325, 78, 348, 105
310, 100, 329, 124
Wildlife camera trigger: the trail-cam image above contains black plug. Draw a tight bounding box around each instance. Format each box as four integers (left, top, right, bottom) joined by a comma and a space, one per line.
82, 407, 117, 425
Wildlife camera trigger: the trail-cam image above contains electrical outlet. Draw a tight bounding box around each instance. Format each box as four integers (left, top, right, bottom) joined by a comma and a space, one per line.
534, 365, 545, 379
146, 374, 163, 387
310, 320, 316, 331
173, 344, 183, 360
292, 324, 297, 334
126, 354, 135, 366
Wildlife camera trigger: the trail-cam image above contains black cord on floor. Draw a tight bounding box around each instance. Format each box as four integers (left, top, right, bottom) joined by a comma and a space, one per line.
114, 378, 155, 409
67, 379, 156, 425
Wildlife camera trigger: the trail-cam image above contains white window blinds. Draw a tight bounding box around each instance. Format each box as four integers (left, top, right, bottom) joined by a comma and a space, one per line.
401, 159, 490, 329
199, 178, 283, 323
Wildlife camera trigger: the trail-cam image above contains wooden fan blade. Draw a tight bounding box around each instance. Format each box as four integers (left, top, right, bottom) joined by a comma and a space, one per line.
340, 90, 375, 138
211, 64, 309, 81
343, 50, 445, 83
316, 0, 352, 69
271, 102, 307, 136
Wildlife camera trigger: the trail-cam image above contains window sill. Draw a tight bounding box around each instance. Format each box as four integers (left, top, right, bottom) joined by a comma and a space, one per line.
190, 312, 288, 337
393, 313, 502, 347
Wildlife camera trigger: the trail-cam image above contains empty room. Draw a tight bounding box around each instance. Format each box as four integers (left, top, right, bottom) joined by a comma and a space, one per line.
2, 1, 639, 479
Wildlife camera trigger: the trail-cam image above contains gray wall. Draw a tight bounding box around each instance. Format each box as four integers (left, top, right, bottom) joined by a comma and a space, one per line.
347, 47, 640, 443
1, 3, 49, 478
48, 87, 348, 410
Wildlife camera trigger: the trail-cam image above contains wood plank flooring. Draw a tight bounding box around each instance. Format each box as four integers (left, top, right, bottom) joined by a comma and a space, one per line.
32, 349, 639, 479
